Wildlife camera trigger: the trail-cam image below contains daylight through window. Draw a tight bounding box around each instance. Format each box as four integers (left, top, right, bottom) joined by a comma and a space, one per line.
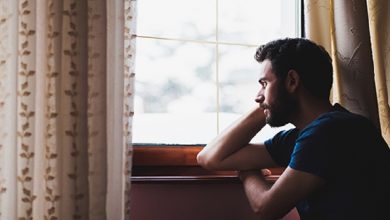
133, 0, 301, 145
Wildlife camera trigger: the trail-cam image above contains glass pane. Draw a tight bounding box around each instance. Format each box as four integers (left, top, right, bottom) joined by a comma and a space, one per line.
137, 0, 216, 41
218, 45, 259, 131
133, 38, 217, 144
219, 0, 298, 45
134, 0, 300, 144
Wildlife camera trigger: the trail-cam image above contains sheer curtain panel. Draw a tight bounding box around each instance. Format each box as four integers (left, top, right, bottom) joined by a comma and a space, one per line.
0, 0, 135, 219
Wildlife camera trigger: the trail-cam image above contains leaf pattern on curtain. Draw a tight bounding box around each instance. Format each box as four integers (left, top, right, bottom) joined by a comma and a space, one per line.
44, 0, 61, 219
17, 1, 37, 219
0, 0, 135, 219
0, 0, 13, 218
62, 1, 90, 219
86, 0, 107, 218
123, 0, 135, 216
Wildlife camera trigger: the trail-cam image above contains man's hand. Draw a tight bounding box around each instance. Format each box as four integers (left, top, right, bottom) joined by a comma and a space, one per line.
239, 167, 326, 219
238, 169, 272, 181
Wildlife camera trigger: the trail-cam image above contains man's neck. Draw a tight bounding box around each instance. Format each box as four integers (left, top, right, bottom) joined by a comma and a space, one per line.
291, 100, 332, 130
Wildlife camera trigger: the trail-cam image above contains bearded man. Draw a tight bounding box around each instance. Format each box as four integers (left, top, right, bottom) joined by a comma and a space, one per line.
197, 38, 390, 220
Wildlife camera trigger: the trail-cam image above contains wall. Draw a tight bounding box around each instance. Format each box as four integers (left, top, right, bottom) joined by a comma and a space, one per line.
130, 180, 300, 220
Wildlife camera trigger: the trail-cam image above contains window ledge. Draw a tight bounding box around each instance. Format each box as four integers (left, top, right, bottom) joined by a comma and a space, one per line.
132, 145, 284, 182
131, 175, 280, 183
133, 145, 202, 166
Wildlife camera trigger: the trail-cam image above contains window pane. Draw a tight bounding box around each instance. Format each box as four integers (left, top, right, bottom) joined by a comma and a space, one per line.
219, 0, 299, 45
219, 45, 259, 115
218, 45, 259, 130
137, 0, 216, 41
134, 0, 300, 145
133, 38, 217, 144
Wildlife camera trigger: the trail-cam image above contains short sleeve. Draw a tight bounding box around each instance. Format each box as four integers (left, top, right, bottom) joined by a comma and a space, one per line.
288, 119, 335, 179
264, 128, 299, 167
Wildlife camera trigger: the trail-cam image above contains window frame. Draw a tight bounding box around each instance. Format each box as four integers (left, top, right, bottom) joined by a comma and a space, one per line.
132, 144, 285, 182
132, 0, 304, 180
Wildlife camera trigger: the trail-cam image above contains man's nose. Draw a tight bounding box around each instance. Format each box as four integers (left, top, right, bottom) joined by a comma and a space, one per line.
255, 94, 264, 103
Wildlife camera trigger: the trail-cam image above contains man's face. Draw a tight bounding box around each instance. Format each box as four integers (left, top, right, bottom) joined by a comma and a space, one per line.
255, 60, 297, 127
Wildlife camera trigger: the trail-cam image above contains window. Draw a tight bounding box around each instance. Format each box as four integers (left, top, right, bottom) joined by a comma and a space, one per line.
133, 0, 301, 146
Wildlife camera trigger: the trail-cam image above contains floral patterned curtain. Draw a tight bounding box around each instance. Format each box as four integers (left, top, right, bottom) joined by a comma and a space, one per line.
0, 0, 135, 219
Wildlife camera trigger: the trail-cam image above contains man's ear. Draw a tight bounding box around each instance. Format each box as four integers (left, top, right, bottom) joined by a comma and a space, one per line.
285, 69, 300, 93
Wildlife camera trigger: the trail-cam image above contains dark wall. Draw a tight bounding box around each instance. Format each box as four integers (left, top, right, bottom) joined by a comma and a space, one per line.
130, 181, 300, 220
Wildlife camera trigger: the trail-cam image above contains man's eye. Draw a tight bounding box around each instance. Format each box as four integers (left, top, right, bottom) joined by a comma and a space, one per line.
260, 81, 267, 88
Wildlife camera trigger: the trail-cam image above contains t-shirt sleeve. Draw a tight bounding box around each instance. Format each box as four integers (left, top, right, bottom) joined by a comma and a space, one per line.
264, 128, 299, 167
288, 120, 335, 179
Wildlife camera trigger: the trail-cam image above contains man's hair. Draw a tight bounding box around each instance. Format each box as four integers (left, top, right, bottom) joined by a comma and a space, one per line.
255, 38, 333, 100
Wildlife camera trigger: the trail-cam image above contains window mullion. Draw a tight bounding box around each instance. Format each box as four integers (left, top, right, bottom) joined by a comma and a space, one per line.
216, 0, 220, 134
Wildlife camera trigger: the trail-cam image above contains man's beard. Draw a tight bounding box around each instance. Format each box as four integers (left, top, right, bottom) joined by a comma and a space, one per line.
261, 85, 298, 127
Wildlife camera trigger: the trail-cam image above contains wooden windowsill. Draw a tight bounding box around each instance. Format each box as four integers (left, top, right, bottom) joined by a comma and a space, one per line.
132, 145, 284, 182
133, 145, 202, 166
131, 175, 281, 183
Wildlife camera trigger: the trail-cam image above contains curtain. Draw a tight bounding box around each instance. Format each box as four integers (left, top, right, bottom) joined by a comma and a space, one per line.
304, 0, 390, 146
0, 0, 135, 219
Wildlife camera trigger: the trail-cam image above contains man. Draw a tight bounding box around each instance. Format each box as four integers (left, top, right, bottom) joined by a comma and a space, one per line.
197, 38, 390, 220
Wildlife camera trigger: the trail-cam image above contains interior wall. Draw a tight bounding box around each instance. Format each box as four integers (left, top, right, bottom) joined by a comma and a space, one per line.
130, 181, 300, 220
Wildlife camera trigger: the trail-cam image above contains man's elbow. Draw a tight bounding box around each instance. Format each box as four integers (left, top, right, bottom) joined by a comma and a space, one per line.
196, 151, 219, 170
252, 204, 269, 219
252, 205, 274, 220
248, 194, 283, 220
252, 202, 286, 220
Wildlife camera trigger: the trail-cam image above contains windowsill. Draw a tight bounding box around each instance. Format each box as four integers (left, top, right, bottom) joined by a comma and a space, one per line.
131, 175, 281, 183
132, 145, 202, 166
132, 145, 284, 183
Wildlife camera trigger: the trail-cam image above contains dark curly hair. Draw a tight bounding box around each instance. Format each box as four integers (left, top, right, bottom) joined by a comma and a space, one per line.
255, 38, 333, 100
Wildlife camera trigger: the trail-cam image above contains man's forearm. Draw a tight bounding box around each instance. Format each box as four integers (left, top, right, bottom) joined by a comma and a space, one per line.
239, 170, 275, 219
197, 106, 267, 170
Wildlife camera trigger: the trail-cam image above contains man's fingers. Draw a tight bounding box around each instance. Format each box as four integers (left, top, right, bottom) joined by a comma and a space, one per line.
261, 168, 272, 176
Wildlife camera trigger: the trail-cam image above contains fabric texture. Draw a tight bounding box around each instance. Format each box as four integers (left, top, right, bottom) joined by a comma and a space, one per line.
0, 0, 135, 219
265, 104, 390, 220
304, 0, 390, 146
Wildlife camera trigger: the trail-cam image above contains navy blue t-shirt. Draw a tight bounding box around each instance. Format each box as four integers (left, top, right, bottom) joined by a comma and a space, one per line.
264, 104, 390, 220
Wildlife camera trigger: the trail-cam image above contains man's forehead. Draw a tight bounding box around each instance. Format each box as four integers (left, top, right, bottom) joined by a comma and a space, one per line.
258, 60, 274, 78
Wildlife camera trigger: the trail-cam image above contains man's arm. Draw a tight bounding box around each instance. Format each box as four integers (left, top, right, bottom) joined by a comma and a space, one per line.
197, 106, 278, 171
239, 167, 325, 220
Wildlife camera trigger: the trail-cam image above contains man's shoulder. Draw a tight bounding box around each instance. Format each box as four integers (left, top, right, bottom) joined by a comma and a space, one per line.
307, 103, 371, 131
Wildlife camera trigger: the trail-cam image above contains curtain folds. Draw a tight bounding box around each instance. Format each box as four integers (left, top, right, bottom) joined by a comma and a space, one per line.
0, 0, 135, 219
304, 0, 390, 146
366, 0, 390, 146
